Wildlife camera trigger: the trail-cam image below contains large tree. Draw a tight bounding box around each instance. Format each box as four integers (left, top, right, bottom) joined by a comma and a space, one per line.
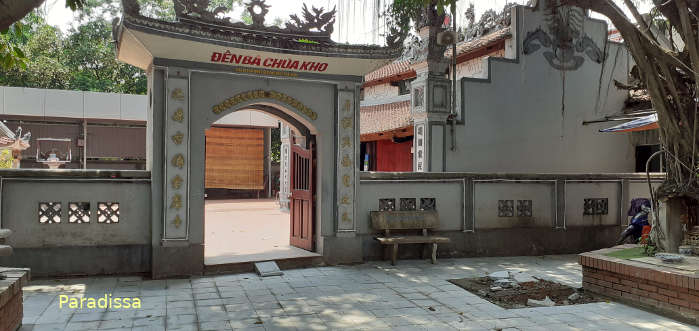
0, 0, 86, 31
0, 13, 146, 94
558, 0, 698, 199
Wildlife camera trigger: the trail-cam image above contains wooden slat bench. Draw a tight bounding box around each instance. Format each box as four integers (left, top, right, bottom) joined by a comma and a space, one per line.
370, 210, 450, 265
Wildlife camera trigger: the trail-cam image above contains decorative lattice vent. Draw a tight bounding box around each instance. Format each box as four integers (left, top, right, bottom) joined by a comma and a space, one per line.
39, 202, 62, 224
97, 202, 120, 223
68, 202, 90, 223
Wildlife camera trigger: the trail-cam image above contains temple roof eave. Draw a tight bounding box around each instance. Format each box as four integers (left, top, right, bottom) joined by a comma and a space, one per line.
117, 13, 402, 61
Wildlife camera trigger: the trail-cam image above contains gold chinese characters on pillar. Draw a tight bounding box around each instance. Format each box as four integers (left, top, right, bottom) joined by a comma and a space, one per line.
171, 154, 185, 169
171, 131, 184, 145
336, 90, 355, 231
165, 78, 189, 239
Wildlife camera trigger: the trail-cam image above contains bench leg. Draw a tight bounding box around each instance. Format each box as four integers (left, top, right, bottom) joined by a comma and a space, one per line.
391, 244, 398, 266
431, 243, 438, 264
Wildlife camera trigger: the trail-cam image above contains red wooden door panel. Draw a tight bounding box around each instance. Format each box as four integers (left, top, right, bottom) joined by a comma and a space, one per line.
289, 144, 313, 250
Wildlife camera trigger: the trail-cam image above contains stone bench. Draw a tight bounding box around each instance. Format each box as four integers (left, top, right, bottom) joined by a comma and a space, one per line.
370, 210, 450, 265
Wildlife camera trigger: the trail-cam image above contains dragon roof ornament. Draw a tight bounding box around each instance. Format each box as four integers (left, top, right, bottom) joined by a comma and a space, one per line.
118, 0, 401, 61
164, 0, 336, 40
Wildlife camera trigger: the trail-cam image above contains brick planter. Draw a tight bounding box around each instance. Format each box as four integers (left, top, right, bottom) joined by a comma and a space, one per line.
0, 268, 29, 331
579, 245, 699, 324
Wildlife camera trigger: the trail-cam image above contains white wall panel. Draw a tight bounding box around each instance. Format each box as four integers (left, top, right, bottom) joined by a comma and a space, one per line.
45, 89, 83, 118
0, 87, 4, 114
84, 91, 121, 119
4, 87, 44, 116
121, 94, 147, 121
213, 110, 278, 127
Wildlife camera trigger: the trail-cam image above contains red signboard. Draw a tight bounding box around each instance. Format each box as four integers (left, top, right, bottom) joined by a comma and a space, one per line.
211, 51, 329, 72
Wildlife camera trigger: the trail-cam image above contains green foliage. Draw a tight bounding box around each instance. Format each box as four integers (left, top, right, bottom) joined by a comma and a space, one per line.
295, 38, 319, 44
240, 10, 253, 25
386, 0, 456, 34
0, 13, 146, 94
0, 23, 28, 70
642, 238, 658, 256
270, 127, 280, 164
0, 150, 13, 169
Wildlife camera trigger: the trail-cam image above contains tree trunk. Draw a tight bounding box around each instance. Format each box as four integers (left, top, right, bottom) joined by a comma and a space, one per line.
0, 0, 46, 31
561, 0, 699, 198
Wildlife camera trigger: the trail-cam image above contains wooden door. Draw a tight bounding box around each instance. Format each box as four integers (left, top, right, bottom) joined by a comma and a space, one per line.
290, 143, 313, 250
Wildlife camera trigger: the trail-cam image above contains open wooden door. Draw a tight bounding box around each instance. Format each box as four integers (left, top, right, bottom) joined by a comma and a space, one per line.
289, 143, 313, 250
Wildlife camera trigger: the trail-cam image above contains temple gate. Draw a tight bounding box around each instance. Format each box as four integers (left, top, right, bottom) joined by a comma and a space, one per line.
113, 0, 399, 277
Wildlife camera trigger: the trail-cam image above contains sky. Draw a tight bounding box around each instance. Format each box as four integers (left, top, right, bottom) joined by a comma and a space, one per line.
44, 0, 653, 44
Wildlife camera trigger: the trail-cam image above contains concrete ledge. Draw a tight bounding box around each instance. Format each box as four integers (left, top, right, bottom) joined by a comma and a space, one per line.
0, 268, 28, 331
0, 245, 150, 278
0, 169, 150, 179
360, 226, 619, 261
360, 171, 666, 181
580, 245, 699, 325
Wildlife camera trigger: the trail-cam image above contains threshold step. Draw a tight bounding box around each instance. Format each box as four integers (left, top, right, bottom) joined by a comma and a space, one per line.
254, 261, 283, 277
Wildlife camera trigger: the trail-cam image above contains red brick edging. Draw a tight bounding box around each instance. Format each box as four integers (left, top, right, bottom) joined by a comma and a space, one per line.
0, 269, 29, 331
579, 245, 698, 324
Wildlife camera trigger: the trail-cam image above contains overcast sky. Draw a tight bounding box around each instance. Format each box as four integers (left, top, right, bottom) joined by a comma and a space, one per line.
44, 0, 652, 44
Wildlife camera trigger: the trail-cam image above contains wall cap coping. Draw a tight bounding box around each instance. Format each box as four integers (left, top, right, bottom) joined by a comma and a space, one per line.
579, 245, 698, 289
0, 169, 150, 180
360, 172, 667, 181
0, 268, 29, 308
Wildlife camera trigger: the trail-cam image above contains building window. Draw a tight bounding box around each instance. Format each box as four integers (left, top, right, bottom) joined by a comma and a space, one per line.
397, 80, 410, 95
635, 144, 662, 172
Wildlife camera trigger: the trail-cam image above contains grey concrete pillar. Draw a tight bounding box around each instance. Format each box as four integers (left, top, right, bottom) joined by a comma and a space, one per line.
410, 15, 451, 172
658, 198, 685, 253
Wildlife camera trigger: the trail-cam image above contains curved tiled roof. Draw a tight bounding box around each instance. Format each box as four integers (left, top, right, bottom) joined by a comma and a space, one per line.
360, 101, 411, 135
444, 27, 511, 58
364, 27, 511, 84
117, 0, 402, 60
364, 61, 413, 83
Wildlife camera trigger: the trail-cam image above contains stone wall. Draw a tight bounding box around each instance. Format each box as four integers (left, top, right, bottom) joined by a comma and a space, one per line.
353, 172, 665, 263
0, 169, 151, 277
0, 269, 29, 331
580, 246, 699, 324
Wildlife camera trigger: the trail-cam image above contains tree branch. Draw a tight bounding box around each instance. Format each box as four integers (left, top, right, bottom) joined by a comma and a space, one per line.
0, 0, 45, 31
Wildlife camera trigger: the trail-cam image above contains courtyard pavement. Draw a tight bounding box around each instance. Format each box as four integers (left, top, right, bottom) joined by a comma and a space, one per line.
20, 255, 697, 331
204, 199, 318, 265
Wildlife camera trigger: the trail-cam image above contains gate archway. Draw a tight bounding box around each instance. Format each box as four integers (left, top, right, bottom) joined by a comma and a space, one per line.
113, 0, 399, 277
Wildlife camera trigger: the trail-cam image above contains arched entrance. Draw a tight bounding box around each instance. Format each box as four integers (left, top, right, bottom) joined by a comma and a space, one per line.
202, 102, 319, 265
113, 0, 399, 277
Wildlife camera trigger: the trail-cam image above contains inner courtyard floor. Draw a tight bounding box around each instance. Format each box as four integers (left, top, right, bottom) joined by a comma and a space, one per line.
20, 255, 697, 331
204, 199, 318, 265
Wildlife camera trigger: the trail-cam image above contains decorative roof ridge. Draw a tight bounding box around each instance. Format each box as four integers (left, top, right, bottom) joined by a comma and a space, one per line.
444, 27, 511, 58
118, 0, 401, 58
360, 100, 410, 111
364, 28, 511, 84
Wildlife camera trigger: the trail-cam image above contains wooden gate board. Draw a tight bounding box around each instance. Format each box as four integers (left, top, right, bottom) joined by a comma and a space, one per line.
205, 127, 264, 190
290, 143, 313, 250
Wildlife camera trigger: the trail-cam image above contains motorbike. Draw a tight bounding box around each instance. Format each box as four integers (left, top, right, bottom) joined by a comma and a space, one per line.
615, 205, 651, 245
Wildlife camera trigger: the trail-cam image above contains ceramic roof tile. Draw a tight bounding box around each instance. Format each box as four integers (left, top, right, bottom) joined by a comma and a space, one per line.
364, 27, 511, 84
360, 100, 412, 135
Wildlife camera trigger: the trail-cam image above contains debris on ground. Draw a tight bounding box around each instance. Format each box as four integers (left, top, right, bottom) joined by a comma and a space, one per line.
487, 271, 510, 280
494, 278, 519, 288
448, 276, 599, 309
568, 292, 581, 302
527, 296, 556, 307
511, 271, 537, 284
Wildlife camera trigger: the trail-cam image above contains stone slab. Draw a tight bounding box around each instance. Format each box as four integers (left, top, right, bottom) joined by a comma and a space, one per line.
254, 261, 283, 277
631, 256, 699, 272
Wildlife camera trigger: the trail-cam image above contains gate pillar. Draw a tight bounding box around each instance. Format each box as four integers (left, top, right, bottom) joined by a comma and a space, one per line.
335, 83, 360, 235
